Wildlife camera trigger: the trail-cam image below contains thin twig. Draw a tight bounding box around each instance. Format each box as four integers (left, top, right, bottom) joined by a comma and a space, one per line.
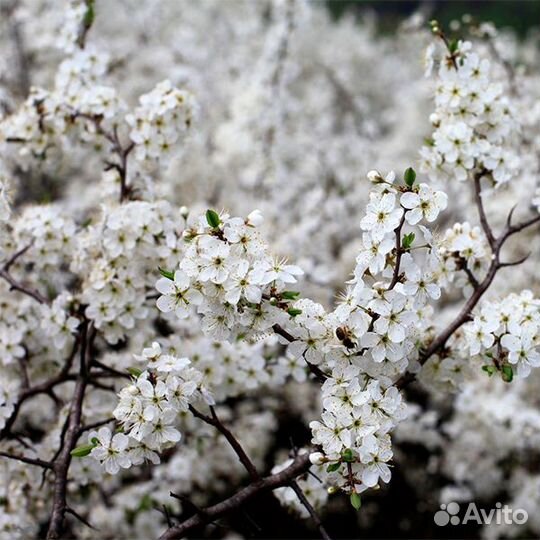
396, 188, 540, 389
189, 405, 260, 481
0, 451, 52, 469
290, 480, 332, 540
159, 452, 311, 540
473, 172, 496, 251
272, 324, 330, 381
65, 506, 97, 530
387, 214, 406, 290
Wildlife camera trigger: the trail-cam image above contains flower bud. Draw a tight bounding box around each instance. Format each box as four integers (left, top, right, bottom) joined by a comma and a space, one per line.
367, 170, 383, 183
309, 452, 326, 465
247, 209, 264, 227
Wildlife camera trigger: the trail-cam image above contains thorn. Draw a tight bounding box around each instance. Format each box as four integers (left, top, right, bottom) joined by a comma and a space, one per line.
65, 507, 98, 530
506, 204, 518, 228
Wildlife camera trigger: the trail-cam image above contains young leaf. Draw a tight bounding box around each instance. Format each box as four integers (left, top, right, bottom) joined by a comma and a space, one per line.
481, 365, 497, 377
341, 448, 354, 462
70, 443, 97, 458
402, 232, 415, 250
83, 0, 95, 27
326, 462, 341, 473
287, 308, 302, 317
127, 367, 143, 378
158, 267, 175, 280
404, 167, 416, 187
350, 492, 362, 510
501, 364, 513, 383
205, 209, 221, 228
281, 291, 300, 300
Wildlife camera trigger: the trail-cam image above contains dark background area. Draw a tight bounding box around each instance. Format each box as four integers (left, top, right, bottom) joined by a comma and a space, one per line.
326, 0, 540, 36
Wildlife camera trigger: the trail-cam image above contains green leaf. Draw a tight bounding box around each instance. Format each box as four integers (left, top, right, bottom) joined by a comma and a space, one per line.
404, 167, 416, 187
205, 209, 221, 229
448, 38, 459, 54
158, 267, 175, 280
402, 232, 415, 250
501, 364, 513, 383
83, 0, 95, 27
70, 443, 97, 458
341, 449, 354, 463
281, 291, 300, 300
350, 492, 362, 510
481, 365, 497, 377
287, 308, 302, 317
326, 462, 341, 473
127, 367, 143, 378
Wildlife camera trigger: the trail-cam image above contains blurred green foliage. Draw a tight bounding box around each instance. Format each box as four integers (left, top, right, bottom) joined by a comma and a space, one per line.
326, 1, 540, 36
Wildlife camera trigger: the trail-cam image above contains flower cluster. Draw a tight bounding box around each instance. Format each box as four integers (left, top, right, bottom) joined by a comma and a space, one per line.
127, 80, 198, 168
90, 343, 207, 473
421, 39, 519, 185
281, 169, 446, 495
463, 290, 540, 378
156, 208, 303, 341
75, 201, 183, 343
55, 0, 90, 53
438, 221, 491, 293
40, 293, 80, 350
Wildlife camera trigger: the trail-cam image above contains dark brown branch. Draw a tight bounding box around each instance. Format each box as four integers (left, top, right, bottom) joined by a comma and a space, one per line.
47, 321, 94, 539
159, 452, 311, 540
189, 405, 260, 481
387, 214, 406, 290
92, 360, 130, 379
272, 324, 329, 382
0, 451, 52, 469
1, 339, 80, 440
4, 242, 33, 271
473, 173, 496, 251
499, 252, 531, 268
290, 480, 332, 540
0, 241, 49, 303
70, 111, 134, 202
458, 257, 480, 290
0, 268, 48, 304
396, 199, 540, 389
66, 506, 97, 530
77, 417, 114, 437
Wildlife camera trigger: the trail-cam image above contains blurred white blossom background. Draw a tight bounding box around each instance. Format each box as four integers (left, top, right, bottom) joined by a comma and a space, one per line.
1, 1, 540, 539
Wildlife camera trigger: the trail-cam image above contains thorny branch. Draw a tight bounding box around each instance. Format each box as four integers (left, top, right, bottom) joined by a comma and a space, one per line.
396, 175, 540, 389
189, 405, 260, 482
159, 452, 312, 540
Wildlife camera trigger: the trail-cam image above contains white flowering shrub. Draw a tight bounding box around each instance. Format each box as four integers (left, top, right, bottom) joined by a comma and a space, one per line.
1, 2, 540, 539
